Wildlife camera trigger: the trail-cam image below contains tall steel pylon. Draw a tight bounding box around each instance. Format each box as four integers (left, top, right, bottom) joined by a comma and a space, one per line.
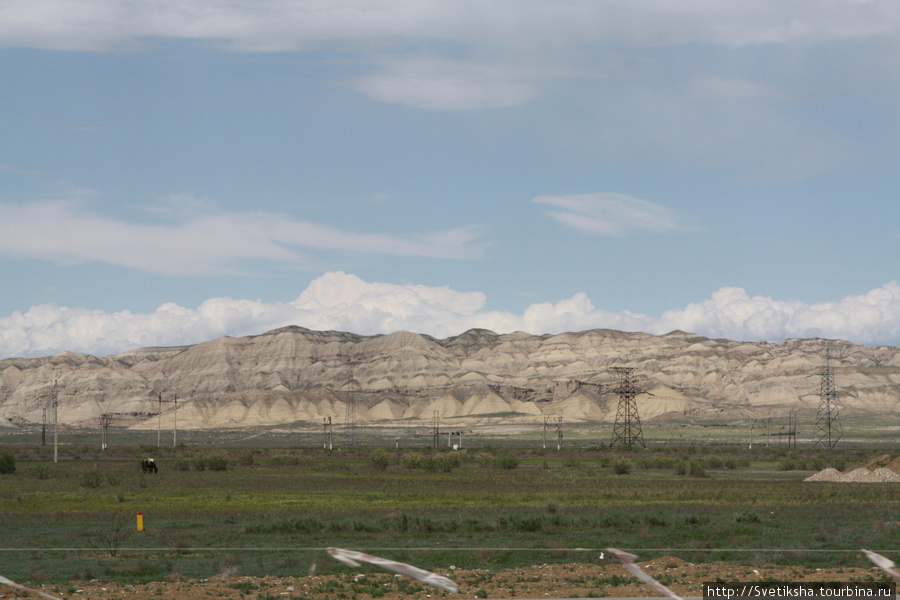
813, 350, 843, 449
344, 392, 357, 447
609, 367, 646, 448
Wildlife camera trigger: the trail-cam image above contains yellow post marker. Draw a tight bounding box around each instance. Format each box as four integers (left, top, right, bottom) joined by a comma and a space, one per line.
137, 512, 144, 532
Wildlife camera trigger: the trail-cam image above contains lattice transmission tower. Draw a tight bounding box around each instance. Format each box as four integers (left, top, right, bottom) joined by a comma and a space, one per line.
609, 367, 646, 448
344, 392, 357, 447
812, 350, 843, 449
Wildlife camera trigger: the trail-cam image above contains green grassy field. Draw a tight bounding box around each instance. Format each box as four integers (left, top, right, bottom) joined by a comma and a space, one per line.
5, 408, 899, 450
1, 434, 899, 588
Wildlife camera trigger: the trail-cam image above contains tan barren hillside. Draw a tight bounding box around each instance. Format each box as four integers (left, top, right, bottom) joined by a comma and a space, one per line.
1, 327, 899, 430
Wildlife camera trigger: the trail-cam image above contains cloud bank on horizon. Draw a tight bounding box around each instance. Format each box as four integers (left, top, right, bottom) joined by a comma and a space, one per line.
3, 272, 900, 359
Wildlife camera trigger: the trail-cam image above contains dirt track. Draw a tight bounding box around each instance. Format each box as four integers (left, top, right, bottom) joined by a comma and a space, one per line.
22, 557, 890, 600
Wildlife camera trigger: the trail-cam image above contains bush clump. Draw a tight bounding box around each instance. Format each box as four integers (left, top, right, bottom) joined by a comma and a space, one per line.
494, 452, 520, 470
194, 454, 228, 471
401, 452, 426, 469
611, 457, 632, 475
475, 452, 495, 468
736, 510, 761, 524
438, 453, 462, 472
369, 449, 391, 471
81, 468, 104, 488
675, 459, 707, 477
0, 451, 16, 475
206, 454, 228, 471
400, 451, 461, 472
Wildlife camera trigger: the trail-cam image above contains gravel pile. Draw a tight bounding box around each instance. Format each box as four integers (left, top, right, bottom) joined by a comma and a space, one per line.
805, 466, 900, 482
804, 467, 843, 481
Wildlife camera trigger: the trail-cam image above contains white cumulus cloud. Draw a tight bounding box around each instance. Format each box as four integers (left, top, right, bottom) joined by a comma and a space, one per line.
3, 272, 900, 359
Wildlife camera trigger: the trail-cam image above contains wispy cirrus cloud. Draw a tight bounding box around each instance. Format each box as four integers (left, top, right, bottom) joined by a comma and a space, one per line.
0, 200, 484, 275
3, 1, 899, 53
348, 55, 542, 111
3, 1, 899, 116
533, 193, 703, 237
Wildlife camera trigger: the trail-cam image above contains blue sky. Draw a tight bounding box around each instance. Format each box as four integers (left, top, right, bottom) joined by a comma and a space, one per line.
2, 1, 900, 358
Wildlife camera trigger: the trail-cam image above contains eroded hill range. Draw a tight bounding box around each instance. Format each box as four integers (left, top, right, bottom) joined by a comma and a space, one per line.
1, 326, 899, 430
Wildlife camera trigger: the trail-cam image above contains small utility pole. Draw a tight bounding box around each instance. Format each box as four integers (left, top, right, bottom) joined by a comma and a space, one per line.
172, 395, 178, 447
432, 411, 440, 449
53, 380, 59, 463
323, 416, 333, 450
157, 392, 163, 448
100, 413, 112, 450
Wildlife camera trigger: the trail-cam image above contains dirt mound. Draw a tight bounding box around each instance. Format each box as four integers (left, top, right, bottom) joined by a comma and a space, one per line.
806, 466, 900, 482
862, 453, 893, 469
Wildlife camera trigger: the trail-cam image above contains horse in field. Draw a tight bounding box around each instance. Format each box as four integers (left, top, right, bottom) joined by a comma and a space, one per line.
141, 458, 158, 474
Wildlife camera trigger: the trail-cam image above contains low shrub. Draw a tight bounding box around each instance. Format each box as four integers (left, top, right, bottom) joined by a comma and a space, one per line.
0, 451, 16, 475
494, 452, 520, 470
635, 456, 678, 469
475, 452, 495, 468
369, 449, 391, 471
206, 454, 228, 471
736, 510, 761, 524
81, 468, 104, 488
611, 457, 632, 475
704, 456, 725, 469
439, 453, 462, 472
401, 452, 426, 469
675, 459, 707, 477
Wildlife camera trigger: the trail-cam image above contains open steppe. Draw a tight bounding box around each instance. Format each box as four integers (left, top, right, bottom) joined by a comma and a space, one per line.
1, 430, 899, 599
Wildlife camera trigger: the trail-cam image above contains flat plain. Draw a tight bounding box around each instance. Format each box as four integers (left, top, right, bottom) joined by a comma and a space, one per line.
0, 426, 899, 599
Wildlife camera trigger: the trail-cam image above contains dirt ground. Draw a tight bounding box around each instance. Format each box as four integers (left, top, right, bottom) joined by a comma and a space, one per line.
21, 556, 892, 600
